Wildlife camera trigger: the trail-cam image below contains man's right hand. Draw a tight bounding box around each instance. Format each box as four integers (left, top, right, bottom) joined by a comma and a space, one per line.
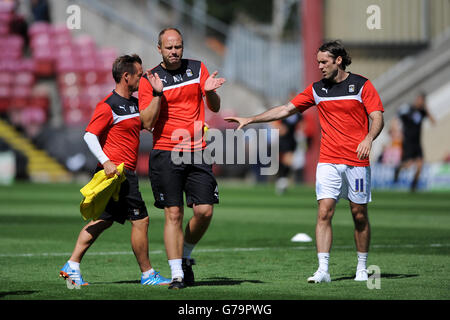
102, 160, 119, 178
146, 70, 163, 94
224, 116, 252, 130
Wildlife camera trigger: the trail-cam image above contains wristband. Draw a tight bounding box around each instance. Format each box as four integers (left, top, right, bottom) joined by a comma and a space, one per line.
153, 90, 163, 97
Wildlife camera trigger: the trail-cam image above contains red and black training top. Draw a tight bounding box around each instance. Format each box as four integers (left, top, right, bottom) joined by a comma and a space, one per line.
138, 59, 210, 152
85, 90, 141, 170
290, 73, 384, 167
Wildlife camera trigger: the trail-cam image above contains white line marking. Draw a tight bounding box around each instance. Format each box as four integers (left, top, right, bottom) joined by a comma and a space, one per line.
0, 243, 448, 258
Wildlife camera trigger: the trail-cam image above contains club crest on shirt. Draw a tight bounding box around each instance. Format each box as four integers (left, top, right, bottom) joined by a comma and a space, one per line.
186, 69, 193, 77
130, 105, 137, 113
349, 84, 355, 93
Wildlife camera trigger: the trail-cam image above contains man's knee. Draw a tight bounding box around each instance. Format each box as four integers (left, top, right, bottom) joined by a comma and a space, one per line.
317, 199, 335, 222
193, 204, 213, 220
131, 216, 149, 228
351, 204, 369, 227
165, 206, 184, 225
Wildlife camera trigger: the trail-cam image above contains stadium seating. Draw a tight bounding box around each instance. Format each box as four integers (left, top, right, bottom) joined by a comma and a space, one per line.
0, 1, 118, 128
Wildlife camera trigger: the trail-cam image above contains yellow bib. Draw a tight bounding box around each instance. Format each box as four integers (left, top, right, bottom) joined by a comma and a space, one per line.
79, 163, 126, 221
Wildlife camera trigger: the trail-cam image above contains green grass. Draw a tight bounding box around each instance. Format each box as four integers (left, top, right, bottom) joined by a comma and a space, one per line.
0, 180, 449, 300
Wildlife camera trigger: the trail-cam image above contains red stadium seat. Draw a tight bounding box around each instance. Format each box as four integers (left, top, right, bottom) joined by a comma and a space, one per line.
32, 49, 55, 77
30, 85, 50, 110
0, 1, 14, 13
58, 72, 81, 88
0, 85, 10, 112
51, 24, 71, 37
28, 22, 51, 38
14, 72, 35, 86
0, 72, 13, 85
19, 59, 35, 72
21, 106, 47, 125
10, 86, 31, 109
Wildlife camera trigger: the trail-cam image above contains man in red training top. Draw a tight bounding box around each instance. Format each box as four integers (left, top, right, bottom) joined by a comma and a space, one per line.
226, 41, 384, 283
59, 54, 170, 287
139, 28, 225, 289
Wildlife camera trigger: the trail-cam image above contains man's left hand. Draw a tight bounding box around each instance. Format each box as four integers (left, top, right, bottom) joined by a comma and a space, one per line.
204, 71, 226, 92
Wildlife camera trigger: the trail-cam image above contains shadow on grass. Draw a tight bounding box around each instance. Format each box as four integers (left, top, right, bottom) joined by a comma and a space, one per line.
0, 291, 39, 298
94, 277, 264, 286
333, 273, 419, 281
192, 277, 264, 287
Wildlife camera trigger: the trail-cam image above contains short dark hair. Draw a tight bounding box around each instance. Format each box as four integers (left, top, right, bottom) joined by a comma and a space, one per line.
112, 54, 142, 84
158, 27, 183, 47
318, 40, 352, 70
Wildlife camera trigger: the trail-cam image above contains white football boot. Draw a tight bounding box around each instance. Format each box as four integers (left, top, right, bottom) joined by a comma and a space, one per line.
354, 269, 368, 281
307, 270, 331, 283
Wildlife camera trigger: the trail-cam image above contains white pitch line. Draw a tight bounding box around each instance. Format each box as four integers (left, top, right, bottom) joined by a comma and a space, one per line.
0, 243, 448, 258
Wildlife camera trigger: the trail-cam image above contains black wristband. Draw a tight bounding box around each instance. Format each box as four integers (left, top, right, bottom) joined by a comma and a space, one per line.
152, 90, 163, 97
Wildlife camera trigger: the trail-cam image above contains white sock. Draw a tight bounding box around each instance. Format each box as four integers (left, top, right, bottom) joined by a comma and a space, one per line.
168, 259, 184, 280
317, 252, 330, 273
357, 252, 368, 271
142, 268, 155, 277
183, 242, 196, 259
68, 260, 80, 271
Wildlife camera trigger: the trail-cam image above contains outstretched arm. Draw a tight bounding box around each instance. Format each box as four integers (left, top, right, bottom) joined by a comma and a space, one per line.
225, 102, 299, 130
356, 110, 384, 160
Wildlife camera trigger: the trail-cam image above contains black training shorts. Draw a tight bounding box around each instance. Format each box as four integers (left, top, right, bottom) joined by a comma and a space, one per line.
401, 142, 423, 161
96, 167, 148, 224
149, 149, 219, 209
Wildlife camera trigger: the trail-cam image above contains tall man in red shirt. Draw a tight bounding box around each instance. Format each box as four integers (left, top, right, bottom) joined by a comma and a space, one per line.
59, 54, 171, 287
226, 41, 384, 283
139, 28, 225, 289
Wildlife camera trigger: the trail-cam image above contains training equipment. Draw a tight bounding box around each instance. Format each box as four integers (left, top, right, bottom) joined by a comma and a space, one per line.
79, 162, 126, 221
59, 262, 89, 286
307, 270, 331, 283
290, 233, 312, 242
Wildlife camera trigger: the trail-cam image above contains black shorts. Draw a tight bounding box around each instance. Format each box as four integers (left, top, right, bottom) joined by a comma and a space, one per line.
149, 149, 219, 209
96, 167, 148, 224
402, 142, 423, 161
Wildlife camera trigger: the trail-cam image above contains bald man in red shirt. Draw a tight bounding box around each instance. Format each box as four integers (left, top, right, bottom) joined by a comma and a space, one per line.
139, 28, 225, 289
226, 40, 384, 284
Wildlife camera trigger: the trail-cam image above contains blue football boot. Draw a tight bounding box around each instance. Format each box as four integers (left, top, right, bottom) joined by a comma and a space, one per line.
60, 262, 89, 286
141, 271, 171, 285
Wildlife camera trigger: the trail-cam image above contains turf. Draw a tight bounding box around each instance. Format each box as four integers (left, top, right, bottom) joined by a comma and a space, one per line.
0, 180, 449, 301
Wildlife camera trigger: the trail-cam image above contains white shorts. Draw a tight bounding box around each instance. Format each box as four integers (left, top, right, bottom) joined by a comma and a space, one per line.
316, 163, 371, 204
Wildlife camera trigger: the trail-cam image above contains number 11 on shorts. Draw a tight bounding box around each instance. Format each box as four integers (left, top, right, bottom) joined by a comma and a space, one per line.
355, 178, 364, 192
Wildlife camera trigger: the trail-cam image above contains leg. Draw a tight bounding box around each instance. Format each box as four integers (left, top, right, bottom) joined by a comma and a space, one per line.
184, 204, 213, 245
69, 219, 113, 263
349, 202, 370, 253
130, 216, 151, 272
316, 198, 336, 253
411, 158, 423, 192
164, 206, 186, 288
307, 198, 335, 283
350, 201, 371, 281
164, 206, 185, 260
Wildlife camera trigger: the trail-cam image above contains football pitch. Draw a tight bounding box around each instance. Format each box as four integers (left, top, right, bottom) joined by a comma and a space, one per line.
0, 180, 449, 301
